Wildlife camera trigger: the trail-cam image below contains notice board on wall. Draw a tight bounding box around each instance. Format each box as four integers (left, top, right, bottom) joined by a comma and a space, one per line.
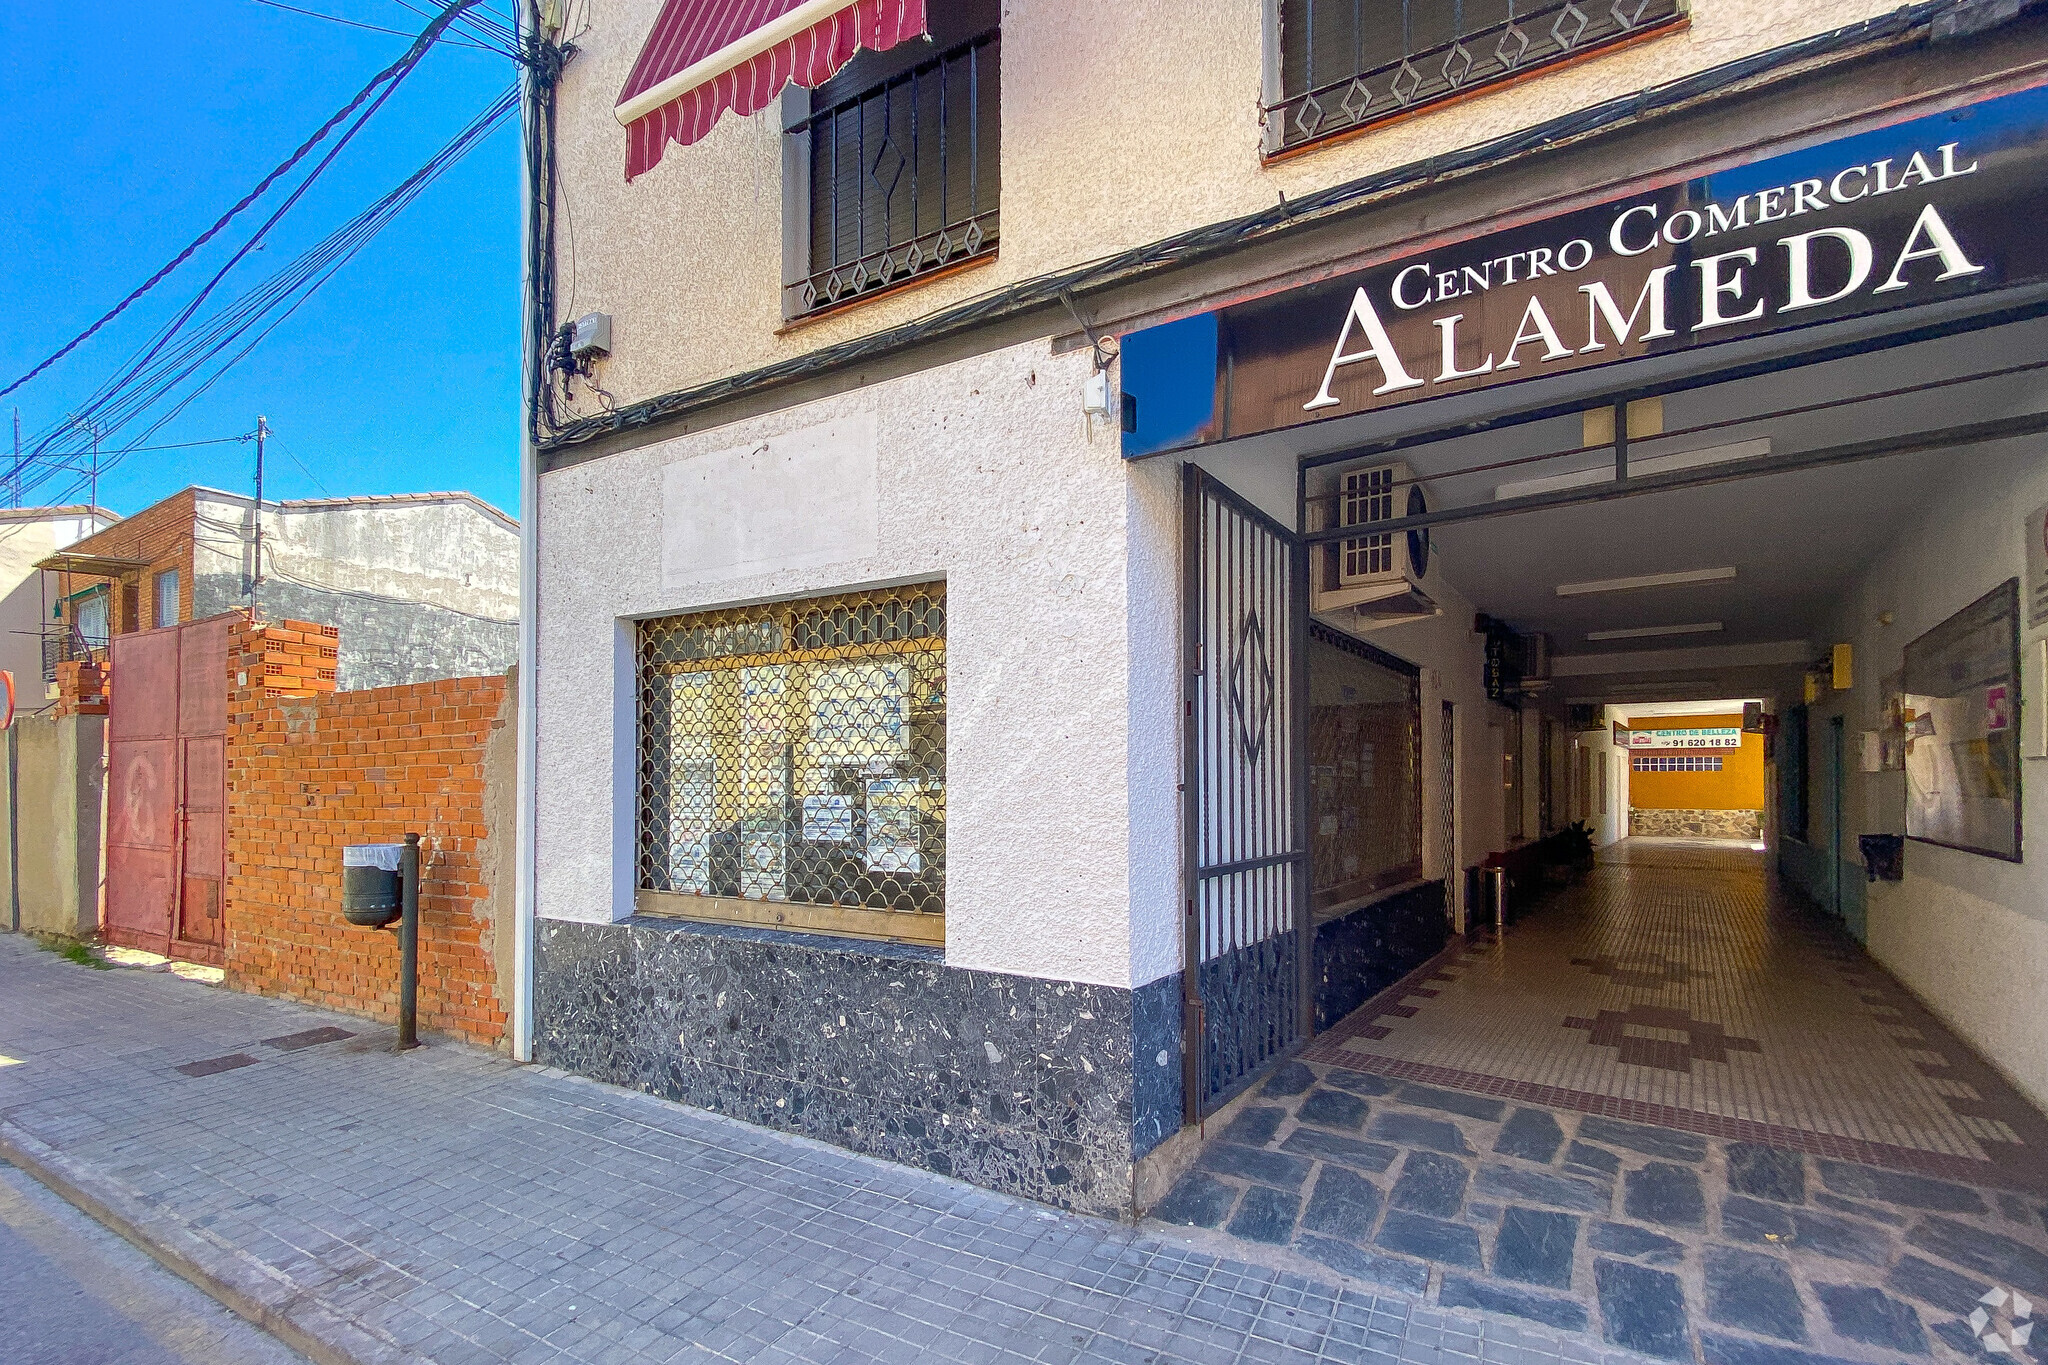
1903, 579, 2022, 862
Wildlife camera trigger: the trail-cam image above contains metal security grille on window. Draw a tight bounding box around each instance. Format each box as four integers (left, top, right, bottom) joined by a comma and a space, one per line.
636, 587, 946, 931
1634, 754, 1722, 771
1341, 467, 1394, 577
788, 31, 999, 316
1269, 0, 1685, 154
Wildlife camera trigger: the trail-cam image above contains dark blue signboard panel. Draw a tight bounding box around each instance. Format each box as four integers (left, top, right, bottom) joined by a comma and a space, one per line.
1121, 84, 2048, 458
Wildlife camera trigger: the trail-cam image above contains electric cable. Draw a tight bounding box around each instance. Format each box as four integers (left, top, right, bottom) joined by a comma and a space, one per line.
0, 0, 486, 404
248, 0, 499, 50
3, 84, 517, 501
96, 0, 485, 406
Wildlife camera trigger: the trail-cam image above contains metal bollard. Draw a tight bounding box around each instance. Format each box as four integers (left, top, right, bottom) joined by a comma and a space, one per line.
399, 832, 420, 1050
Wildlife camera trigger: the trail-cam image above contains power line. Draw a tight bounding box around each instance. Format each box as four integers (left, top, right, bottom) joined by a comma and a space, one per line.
247, 0, 501, 52
0, 0, 484, 403
2, 84, 517, 501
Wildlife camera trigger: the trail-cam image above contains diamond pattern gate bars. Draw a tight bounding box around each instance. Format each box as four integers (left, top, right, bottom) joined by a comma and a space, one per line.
103, 613, 232, 965
635, 585, 947, 945
1183, 467, 1311, 1119
1267, 0, 1687, 155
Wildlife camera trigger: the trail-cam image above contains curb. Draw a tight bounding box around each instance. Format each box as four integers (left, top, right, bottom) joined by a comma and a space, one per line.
0, 1119, 434, 1365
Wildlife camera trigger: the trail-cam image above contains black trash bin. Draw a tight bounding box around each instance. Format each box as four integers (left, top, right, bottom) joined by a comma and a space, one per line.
342, 844, 405, 926
1858, 834, 1905, 883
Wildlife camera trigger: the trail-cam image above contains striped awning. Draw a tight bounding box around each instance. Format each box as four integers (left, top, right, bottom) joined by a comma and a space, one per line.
615, 0, 928, 181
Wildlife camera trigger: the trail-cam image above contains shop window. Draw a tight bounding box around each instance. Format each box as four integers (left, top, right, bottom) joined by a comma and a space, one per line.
782, 0, 999, 317
634, 584, 946, 945
155, 568, 180, 627
1267, 0, 1685, 157
1308, 622, 1421, 916
1633, 754, 1723, 772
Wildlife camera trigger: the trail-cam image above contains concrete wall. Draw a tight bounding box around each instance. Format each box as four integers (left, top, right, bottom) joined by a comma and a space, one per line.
1816, 434, 2048, 1112
537, 336, 1182, 991
191, 492, 519, 691
550, 0, 1913, 413
0, 714, 105, 939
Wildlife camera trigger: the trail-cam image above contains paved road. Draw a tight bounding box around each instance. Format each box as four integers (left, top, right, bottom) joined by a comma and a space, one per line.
0, 1159, 309, 1365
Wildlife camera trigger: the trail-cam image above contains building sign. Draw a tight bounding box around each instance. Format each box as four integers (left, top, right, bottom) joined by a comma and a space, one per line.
1624, 727, 1743, 751
1121, 85, 2048, 458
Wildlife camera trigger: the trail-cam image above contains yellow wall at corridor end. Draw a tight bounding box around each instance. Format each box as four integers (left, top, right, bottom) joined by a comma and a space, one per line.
1624, 713, 1765, 810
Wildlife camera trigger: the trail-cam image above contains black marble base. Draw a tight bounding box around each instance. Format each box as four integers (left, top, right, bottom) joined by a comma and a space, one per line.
1313, 881, 1450, 1031
534, 916, 1177, 1217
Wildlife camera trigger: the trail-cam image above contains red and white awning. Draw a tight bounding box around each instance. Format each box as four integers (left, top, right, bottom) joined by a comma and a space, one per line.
615, 0, 928, 181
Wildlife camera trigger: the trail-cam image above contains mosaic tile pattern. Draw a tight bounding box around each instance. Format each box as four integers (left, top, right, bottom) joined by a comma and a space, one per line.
1303, 840, 2047, 1192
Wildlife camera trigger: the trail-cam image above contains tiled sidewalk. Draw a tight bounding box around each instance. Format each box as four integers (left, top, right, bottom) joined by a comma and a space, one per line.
0, 936, 1653, 1365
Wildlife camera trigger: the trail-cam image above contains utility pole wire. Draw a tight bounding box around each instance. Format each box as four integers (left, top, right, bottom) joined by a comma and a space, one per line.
248, 0, 500, 50
0, 0, 484, 403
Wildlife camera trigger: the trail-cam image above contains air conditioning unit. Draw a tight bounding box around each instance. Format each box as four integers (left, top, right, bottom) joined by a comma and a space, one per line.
1310, 462, 1439, 629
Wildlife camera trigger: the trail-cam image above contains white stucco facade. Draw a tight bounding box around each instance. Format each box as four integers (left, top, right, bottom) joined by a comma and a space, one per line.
546, 0, 1919, 415
1819, 436, 2048, 1109
0, 507, 110, 699
536, 337, 1187, 990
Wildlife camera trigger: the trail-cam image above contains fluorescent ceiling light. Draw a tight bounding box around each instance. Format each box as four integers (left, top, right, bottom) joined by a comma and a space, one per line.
1587, 622, 1725, 641
1496, 438, 1771, 501
1557, 567, 1737, 597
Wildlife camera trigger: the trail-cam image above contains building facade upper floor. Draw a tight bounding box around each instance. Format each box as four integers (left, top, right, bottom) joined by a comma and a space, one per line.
544, 0, 1957, 431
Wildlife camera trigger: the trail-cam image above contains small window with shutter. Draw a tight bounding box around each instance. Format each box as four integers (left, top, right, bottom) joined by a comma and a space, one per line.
782, 0, 1000, 318
155, 568, 181, 628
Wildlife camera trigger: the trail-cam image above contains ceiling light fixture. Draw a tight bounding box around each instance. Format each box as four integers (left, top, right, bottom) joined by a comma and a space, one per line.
1586, 622, 1725, 641
1557, 567, 1737, 597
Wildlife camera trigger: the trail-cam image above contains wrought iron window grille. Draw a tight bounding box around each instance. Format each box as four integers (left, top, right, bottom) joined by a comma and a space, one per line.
1267, 0, 1686, 155
785, 29, 1000, 317
635, 585, 946, 943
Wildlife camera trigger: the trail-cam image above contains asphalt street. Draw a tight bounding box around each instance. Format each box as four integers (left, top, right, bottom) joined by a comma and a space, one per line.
0, 1159, 308, 1365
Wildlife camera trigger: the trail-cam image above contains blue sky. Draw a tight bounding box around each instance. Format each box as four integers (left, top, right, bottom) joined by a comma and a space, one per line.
0, 2, 522, 516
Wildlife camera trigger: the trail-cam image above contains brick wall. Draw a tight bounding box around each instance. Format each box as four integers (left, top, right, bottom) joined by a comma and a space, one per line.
57, 488, 200, 633
52, 658, 108, 718
223, 616, 514, 1048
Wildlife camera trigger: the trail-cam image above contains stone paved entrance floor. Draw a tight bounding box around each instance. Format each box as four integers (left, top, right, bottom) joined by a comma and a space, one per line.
0, 935, 1655, 1365
1149, 841, 2048, 1365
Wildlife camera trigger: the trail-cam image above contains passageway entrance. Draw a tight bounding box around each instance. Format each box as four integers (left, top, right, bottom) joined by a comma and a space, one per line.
1155, 291, 2048, 1365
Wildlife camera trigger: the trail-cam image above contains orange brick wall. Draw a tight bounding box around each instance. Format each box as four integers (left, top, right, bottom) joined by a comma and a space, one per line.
57, 488, 200, 633
223, 616, 513, 1048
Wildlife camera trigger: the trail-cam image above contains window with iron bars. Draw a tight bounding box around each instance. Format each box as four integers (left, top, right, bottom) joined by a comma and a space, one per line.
783, 1, 1000, 318
635, 585, 946, 945
1633, 754, 1723, 771
1267, 0, 1686, 155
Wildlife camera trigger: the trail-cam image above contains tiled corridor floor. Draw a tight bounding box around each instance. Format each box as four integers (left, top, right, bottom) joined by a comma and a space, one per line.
1149, 840, 2048, 1364
1309, 840, 2047, 1187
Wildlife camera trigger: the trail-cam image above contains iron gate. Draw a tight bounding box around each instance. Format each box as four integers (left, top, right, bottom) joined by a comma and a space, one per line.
1182, 466, 1310, 1118
104, 614, 230, 965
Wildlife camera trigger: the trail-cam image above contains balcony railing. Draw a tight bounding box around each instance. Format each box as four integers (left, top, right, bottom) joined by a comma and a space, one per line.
1267, 0, 1685, 155
42, 628, 107, 682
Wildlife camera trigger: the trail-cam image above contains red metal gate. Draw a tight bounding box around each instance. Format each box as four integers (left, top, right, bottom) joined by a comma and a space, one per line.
104, 614, 231, 964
